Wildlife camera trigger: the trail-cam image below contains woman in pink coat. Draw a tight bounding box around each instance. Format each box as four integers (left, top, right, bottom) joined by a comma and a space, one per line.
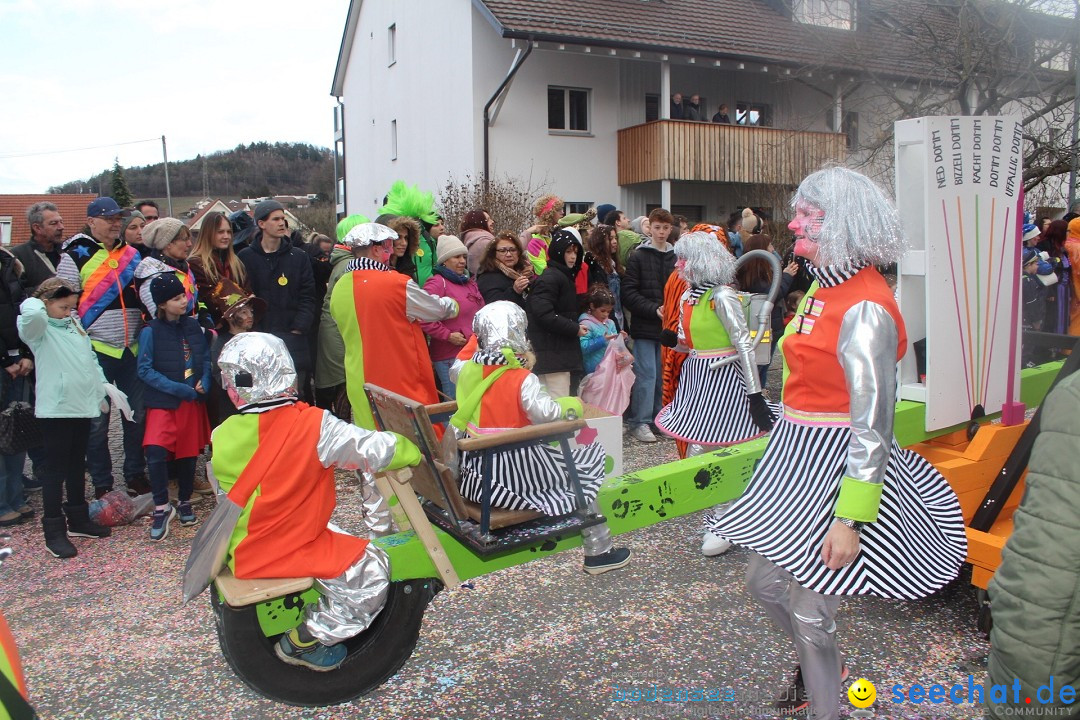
422, 235, 486, 399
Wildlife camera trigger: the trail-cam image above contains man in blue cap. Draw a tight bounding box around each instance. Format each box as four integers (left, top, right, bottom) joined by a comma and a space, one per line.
56, 197, 150, 498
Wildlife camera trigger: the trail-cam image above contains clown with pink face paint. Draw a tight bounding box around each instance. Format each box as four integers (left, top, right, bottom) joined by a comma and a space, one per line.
714, 167, 967, 720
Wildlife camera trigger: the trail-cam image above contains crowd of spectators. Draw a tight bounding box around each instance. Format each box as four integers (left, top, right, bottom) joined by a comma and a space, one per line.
3, 188, 1076, 555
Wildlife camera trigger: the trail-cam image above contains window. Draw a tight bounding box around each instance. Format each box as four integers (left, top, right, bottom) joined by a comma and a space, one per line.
1035, 38, 1070, 71
735, 101, 771, 127
0, 217, 9, 246
564, 202, 592, 215
792, 0, 855, 30
388, 24, 396, 66
827, 110, 859, 148
391, 119, 398, 161
547, 86, 590, 133
645, 93, 659, 122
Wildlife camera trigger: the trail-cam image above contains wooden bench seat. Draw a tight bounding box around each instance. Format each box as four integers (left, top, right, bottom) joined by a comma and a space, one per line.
215, 567, 313, 607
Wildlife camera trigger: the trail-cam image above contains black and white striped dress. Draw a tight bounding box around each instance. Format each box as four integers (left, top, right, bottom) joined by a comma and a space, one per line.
459, 441, 605, 516
714, 410, 968, 599
655, 356, 779, 446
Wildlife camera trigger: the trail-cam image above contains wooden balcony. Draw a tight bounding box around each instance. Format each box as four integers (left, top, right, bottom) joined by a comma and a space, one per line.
617, 120, 847, 186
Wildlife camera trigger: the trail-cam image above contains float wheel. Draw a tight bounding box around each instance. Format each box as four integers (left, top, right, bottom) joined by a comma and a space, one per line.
211, 578, 440, 706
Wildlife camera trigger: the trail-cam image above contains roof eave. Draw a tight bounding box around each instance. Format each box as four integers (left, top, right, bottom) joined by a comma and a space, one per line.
331, 0, 363, 97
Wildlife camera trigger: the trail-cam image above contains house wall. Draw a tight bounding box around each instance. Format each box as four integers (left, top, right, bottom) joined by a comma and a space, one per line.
476, 40, 623, 210
339, 0, 477, 216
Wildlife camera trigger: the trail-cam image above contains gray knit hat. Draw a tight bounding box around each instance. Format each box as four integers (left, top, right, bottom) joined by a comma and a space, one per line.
252, 199, 285, 225
140, 217, 186, 250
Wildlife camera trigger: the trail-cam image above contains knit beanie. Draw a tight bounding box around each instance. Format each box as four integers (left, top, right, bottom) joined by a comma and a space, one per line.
149, 273, 185, 307
141, 217, 186, 250
252, 199, 285, 225
741, 207, 762, 235
120, 211, 145, 240
436, 235, 468, 265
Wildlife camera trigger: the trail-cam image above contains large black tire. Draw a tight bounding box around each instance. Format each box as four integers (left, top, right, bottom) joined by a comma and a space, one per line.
212, 578, 441, 706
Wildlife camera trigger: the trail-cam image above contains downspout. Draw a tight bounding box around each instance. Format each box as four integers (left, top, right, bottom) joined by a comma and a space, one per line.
483, 41, 534, 195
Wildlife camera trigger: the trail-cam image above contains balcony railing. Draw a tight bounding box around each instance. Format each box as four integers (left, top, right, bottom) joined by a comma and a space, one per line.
617, 120, 847, 186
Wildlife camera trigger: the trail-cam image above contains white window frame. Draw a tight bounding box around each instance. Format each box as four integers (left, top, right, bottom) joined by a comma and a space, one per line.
547, 86, 592, 136
792, 0, 855, 30
391, 119, 398, 161
0, 217, 10, 246
388, 24, 396, 67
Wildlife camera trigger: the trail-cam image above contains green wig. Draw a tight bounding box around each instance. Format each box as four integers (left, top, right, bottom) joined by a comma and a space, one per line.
336, 214, 371, 242
379, 181, 439, 225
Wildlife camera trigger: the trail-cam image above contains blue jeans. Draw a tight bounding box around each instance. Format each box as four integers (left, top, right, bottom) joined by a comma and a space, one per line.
628, 338, 662, 427
0, 374, 27, 515
87, 349, 146, 489
433, 359, 455, 401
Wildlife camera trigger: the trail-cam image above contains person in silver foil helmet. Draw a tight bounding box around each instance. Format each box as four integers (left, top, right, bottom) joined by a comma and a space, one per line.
329, 222, 459, 537
213, 332, 422, 671
447, 301, 632, 575
713, 167, 967, 719
653, 231, 778, 559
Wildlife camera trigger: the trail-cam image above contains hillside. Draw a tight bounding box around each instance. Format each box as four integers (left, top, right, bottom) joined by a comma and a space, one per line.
48, 142, 334, 201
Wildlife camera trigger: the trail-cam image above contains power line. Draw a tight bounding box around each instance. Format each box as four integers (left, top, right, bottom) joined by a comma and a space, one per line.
0, 137, 161, 160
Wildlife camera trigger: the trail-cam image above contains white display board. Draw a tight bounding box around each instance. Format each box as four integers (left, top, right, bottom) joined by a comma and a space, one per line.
894, 116, 1023, 432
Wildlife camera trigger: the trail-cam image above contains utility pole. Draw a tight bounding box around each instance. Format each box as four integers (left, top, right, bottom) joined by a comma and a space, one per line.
162, 135, 173, 217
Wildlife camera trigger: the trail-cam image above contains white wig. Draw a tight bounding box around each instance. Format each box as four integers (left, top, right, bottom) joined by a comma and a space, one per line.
792, 166, 907, 267
675, 231, 736, 288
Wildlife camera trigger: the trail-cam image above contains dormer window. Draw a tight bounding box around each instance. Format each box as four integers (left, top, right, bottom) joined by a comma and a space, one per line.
793, 0, 855, 30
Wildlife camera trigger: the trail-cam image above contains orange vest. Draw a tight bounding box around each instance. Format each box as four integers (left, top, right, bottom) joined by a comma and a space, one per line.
230, 404, 368, 579
781, 268, 906, 413
471, 366, 532, 432
345, 269, 438, 427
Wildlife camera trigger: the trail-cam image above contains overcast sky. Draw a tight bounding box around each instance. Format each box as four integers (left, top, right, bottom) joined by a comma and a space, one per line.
0, 0, 346, 194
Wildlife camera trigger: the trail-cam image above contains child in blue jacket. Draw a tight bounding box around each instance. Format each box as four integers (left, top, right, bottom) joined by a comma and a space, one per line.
578, 284, 622, 373
137, 274, 211, 541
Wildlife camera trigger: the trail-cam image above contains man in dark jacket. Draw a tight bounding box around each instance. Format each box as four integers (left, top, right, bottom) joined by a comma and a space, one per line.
238, 200, 316, 400
15, 202, 64, 292
621, 208, 675, 443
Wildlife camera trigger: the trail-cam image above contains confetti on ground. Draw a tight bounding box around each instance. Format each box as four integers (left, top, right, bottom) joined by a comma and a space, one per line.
3, 386, 990, 719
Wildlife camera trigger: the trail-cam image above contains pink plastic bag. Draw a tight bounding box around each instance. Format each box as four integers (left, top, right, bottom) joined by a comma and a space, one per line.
578, 335, 634, 416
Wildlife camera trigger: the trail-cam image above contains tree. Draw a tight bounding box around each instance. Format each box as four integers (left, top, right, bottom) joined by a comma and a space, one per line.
782, 0, 1079, 196
110, 158, 134, 208
438, 172, 551, 238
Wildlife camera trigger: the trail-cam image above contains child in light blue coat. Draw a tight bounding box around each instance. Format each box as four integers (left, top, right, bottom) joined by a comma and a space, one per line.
578, 285, 622, 374
18, 278, 112, 558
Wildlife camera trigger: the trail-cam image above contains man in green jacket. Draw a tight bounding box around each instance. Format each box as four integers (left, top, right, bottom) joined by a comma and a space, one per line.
987, 368, 1080, 718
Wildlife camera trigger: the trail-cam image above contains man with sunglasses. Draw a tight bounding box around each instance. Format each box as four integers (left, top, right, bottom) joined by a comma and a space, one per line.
56, 197, 148, 498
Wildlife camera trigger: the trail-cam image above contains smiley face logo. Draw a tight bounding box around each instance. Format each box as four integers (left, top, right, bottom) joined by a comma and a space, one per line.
848, 678, 876, 708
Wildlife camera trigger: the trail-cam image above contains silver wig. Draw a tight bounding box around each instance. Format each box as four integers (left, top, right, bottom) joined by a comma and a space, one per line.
218, 332, 297, 409
675, 231, 736, 288
792, 166, 907, 268
473, 301, 533, 356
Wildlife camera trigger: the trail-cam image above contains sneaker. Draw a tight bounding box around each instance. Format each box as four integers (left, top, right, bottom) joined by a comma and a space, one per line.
629, 424, 657, 443
774, 664, 850, 713
702, 531, 732, 557
192, 477, 215, 497
583, 547, 632, 575
149, 505, 175, 541
274, 629, 347, 672
0, 512, 22, 527
16, 505, 34, 520
21, 474, 42, 495
176, 501, 198, 527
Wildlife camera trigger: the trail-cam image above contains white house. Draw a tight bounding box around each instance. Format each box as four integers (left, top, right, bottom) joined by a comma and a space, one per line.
331, 0, 1072, 224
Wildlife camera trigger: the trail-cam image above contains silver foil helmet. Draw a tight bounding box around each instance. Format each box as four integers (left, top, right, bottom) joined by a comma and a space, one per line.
472, 301, 533, 355
218, 332, 297, 410
341, 222, 398, 249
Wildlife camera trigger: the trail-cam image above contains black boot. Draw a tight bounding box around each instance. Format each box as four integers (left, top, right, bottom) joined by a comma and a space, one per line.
42, 517, 77, 558
63, 502, 111, 538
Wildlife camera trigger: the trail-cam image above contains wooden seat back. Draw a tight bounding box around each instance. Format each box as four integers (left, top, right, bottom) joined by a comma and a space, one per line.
364, 385, 471, 521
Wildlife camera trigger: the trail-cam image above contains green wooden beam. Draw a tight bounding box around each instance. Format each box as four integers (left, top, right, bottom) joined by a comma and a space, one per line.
378, 363, 1063, 583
